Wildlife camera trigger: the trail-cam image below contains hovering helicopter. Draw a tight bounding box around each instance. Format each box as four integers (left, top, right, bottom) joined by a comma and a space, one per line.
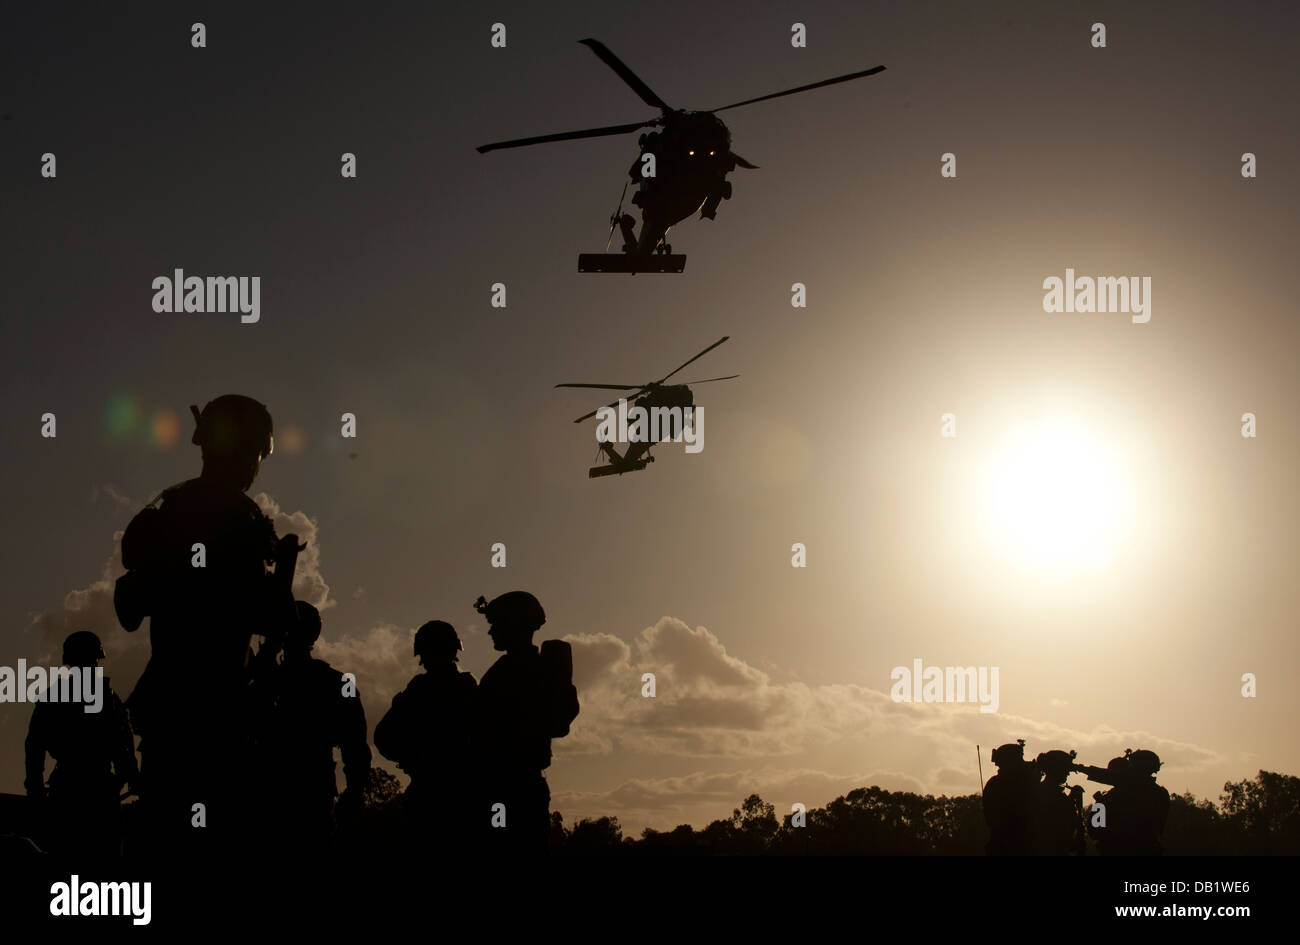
557, 336, 737, 478
477, 39, 885, 273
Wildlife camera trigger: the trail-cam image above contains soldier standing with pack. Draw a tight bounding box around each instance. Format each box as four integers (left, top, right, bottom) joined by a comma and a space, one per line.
1119, 750, 1171, 855
982, 740, 1038, 855
473, 592, 579, 855
1077, 749, 1170, 855
1031, 750, 1085, 855
113, 394, 303, 859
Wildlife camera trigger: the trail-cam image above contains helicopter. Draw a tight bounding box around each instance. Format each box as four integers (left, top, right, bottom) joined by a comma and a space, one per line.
557, 335, 737, 477
477, 39, 885, 273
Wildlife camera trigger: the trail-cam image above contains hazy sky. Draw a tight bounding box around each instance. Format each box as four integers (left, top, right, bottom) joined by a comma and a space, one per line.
2, 1, 1297, 834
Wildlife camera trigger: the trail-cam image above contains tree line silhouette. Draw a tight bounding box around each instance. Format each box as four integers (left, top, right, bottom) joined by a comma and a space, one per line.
346, 769, 1300, 856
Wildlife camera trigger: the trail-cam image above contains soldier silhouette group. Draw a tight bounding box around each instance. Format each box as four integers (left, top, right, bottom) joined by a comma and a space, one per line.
21, 395, 579, 860
982, 738, 1171, 856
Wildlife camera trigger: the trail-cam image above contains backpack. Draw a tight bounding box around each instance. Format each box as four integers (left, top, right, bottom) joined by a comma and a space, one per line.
373, 690, 414, 767
539, 640, 579, 738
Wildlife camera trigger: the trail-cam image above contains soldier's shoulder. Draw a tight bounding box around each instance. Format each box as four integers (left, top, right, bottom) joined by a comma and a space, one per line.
144, 479, 229, 527
236, 491, 269, 516
401, 673, 436, 698
308, 657, 343, 682
443, 671, 478, 697
154, 478, 202, 506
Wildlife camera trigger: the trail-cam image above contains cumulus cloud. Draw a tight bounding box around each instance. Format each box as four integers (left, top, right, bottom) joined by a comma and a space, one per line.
564, 617, 911, 758
24, 531, 149, 682
314, 622, 416, 725
558, 616, 1224, 788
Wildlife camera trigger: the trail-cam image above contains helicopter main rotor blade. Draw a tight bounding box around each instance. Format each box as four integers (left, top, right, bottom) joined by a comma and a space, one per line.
476, 120, 654, 154
579, 38, 672, 113
709, 65, 886, 113
556, 383, 644, 391
573, 395, 634, 425
659, 336, 730, 384
678, 374, 739, 385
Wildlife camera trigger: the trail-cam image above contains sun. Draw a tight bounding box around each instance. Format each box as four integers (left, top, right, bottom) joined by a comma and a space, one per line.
980, 416, 1137, 578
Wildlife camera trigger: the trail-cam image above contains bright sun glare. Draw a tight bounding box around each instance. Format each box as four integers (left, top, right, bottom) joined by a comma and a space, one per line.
981, 418, 1136, 577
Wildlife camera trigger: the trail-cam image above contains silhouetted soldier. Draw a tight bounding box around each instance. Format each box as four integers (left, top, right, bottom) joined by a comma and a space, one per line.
621, 131, 662, 253
1083, 749, 1169, 856
982, 740, 1037, 855
264, 601, 371, 857
474, 592, 579, 855
113, 394, 303, 857
1077, 752, 1137, 855
374, 620, 477, 849
1032, 750, 1085, 855
1120, 750, 1171, 855
24, 631, 137, 857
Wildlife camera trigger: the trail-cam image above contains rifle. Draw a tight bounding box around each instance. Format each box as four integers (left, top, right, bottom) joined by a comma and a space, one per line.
261, 532, 307, 655
1071, 748, 1133, 785
1069, 784, 1087, 854
1072, 764, 1108, 783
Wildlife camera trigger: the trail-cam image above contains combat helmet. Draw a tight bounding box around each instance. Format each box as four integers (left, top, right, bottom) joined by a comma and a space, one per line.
1128, 749, 1162, 777
62, 630, 105, 666
414, 620, 461, 660
991, 739, 1027, 766
474, 591, 546, 632
1102, 754, 1133, 782
190, 395, 273, 459
1035, 749, 1077, 774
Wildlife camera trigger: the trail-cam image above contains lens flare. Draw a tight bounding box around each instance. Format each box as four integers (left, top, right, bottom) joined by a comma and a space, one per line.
277, 425, 306, 455
105, 393, 141, 438
151, 408, 182, 449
